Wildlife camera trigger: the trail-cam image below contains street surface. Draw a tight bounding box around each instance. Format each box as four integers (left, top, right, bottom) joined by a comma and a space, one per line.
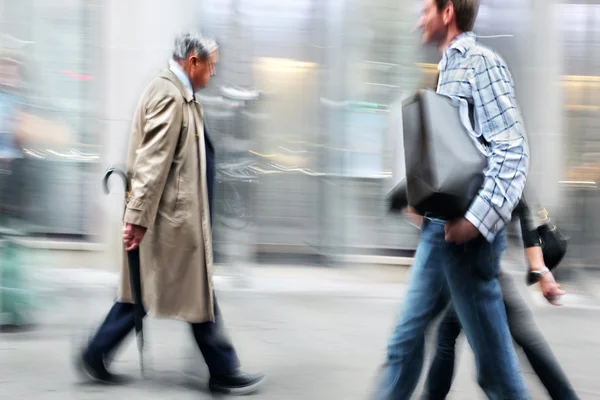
1, 262, 600, 399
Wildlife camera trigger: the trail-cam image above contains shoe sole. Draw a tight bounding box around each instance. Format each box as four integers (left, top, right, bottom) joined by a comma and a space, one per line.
210, 376, 265, 396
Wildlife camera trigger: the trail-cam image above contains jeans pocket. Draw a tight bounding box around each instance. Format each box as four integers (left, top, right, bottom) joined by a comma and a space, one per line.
468, 237, 502, 281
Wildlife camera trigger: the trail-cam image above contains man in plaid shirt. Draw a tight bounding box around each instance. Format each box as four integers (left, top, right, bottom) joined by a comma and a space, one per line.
376, 1, 530, 399
438, 32, 529, 243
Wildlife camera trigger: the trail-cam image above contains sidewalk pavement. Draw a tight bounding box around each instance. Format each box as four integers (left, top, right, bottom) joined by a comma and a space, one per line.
1, 263, 600, 399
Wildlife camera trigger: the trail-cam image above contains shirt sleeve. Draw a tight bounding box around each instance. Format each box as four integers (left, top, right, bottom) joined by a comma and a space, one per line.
465, 54, 530, 242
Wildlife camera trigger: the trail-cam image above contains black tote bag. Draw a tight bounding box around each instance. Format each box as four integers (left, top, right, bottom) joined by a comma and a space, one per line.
402, 89, 488, 219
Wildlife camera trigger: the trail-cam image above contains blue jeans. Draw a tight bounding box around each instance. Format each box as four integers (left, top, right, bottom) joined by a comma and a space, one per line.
376, 217, 529, 400
423, 303, 462, 399
424, 273, 579, 400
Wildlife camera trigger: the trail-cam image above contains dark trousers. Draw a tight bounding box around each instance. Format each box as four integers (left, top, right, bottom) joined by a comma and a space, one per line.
424, 273, 579, 400
85, 296, 240, 376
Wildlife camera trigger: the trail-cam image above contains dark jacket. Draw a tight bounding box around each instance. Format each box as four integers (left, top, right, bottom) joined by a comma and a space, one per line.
512, 196, 539, 248
204, 123, 215, 224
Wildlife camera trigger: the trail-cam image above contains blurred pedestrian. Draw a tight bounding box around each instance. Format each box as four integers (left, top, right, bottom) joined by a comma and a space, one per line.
74, 32, 264, 396
0, 53, 34, 332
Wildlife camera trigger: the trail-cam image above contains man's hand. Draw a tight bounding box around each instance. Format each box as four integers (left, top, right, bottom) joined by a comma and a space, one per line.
445, 217, 480, 244
123, 222, 147, 251
539, 272, 565, 306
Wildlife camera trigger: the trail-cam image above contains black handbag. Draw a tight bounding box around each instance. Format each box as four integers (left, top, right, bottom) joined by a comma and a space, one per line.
536, 208, 567, 271
402, 89, 488, 219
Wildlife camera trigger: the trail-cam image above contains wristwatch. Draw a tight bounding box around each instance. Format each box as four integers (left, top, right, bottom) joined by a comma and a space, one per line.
527, 267, 550, 286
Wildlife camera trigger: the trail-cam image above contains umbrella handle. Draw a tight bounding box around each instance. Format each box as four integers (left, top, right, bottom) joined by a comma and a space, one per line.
102, 166, 130, 195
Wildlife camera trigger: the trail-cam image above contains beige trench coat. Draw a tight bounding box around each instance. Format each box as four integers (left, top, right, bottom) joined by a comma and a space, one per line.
117, 69, 215, 323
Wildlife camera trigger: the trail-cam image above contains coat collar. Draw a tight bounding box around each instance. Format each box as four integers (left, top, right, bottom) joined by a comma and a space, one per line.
168, 59, 194, 96
158, 68, 195, 103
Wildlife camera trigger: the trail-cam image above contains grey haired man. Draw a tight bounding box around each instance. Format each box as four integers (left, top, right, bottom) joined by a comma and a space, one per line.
74, 32, 264, 396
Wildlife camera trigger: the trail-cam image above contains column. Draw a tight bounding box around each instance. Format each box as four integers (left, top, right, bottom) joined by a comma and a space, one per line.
99, 0, 199, 270
519, 0, 564, 210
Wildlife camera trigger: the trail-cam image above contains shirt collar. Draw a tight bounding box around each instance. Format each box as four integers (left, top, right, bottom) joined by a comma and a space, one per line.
168, 59, 194, 97
438, 31, 477, 71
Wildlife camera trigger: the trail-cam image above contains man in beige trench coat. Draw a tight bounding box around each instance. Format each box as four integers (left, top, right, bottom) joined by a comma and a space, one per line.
75, 32, 264, 396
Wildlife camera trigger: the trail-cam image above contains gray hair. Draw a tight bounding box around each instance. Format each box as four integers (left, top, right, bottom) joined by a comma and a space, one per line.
172, 32, 218, 61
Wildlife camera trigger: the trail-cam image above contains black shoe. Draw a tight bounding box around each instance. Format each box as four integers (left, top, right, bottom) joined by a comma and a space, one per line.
74, 349, 128, 385
209, 371, 265, 395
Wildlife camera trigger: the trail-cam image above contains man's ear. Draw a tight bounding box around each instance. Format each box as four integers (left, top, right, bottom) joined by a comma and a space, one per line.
442, 1, 455, 26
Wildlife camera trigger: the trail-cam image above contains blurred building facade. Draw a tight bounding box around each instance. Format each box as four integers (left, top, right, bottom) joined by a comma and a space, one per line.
1, 0, 599, 269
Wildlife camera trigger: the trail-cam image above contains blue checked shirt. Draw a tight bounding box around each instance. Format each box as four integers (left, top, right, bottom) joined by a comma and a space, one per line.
437, 32, 529, 242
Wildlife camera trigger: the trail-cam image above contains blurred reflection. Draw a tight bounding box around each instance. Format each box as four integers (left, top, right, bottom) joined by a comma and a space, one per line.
0, 0, 598, 270
0, 50, 24, 224
0, 54, 22, 160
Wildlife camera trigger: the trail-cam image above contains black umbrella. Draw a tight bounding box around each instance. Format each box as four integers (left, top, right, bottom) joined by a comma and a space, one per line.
102, 166, 145, 375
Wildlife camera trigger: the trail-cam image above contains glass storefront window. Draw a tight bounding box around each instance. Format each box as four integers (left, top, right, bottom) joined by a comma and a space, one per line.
0, 0, 101, 237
